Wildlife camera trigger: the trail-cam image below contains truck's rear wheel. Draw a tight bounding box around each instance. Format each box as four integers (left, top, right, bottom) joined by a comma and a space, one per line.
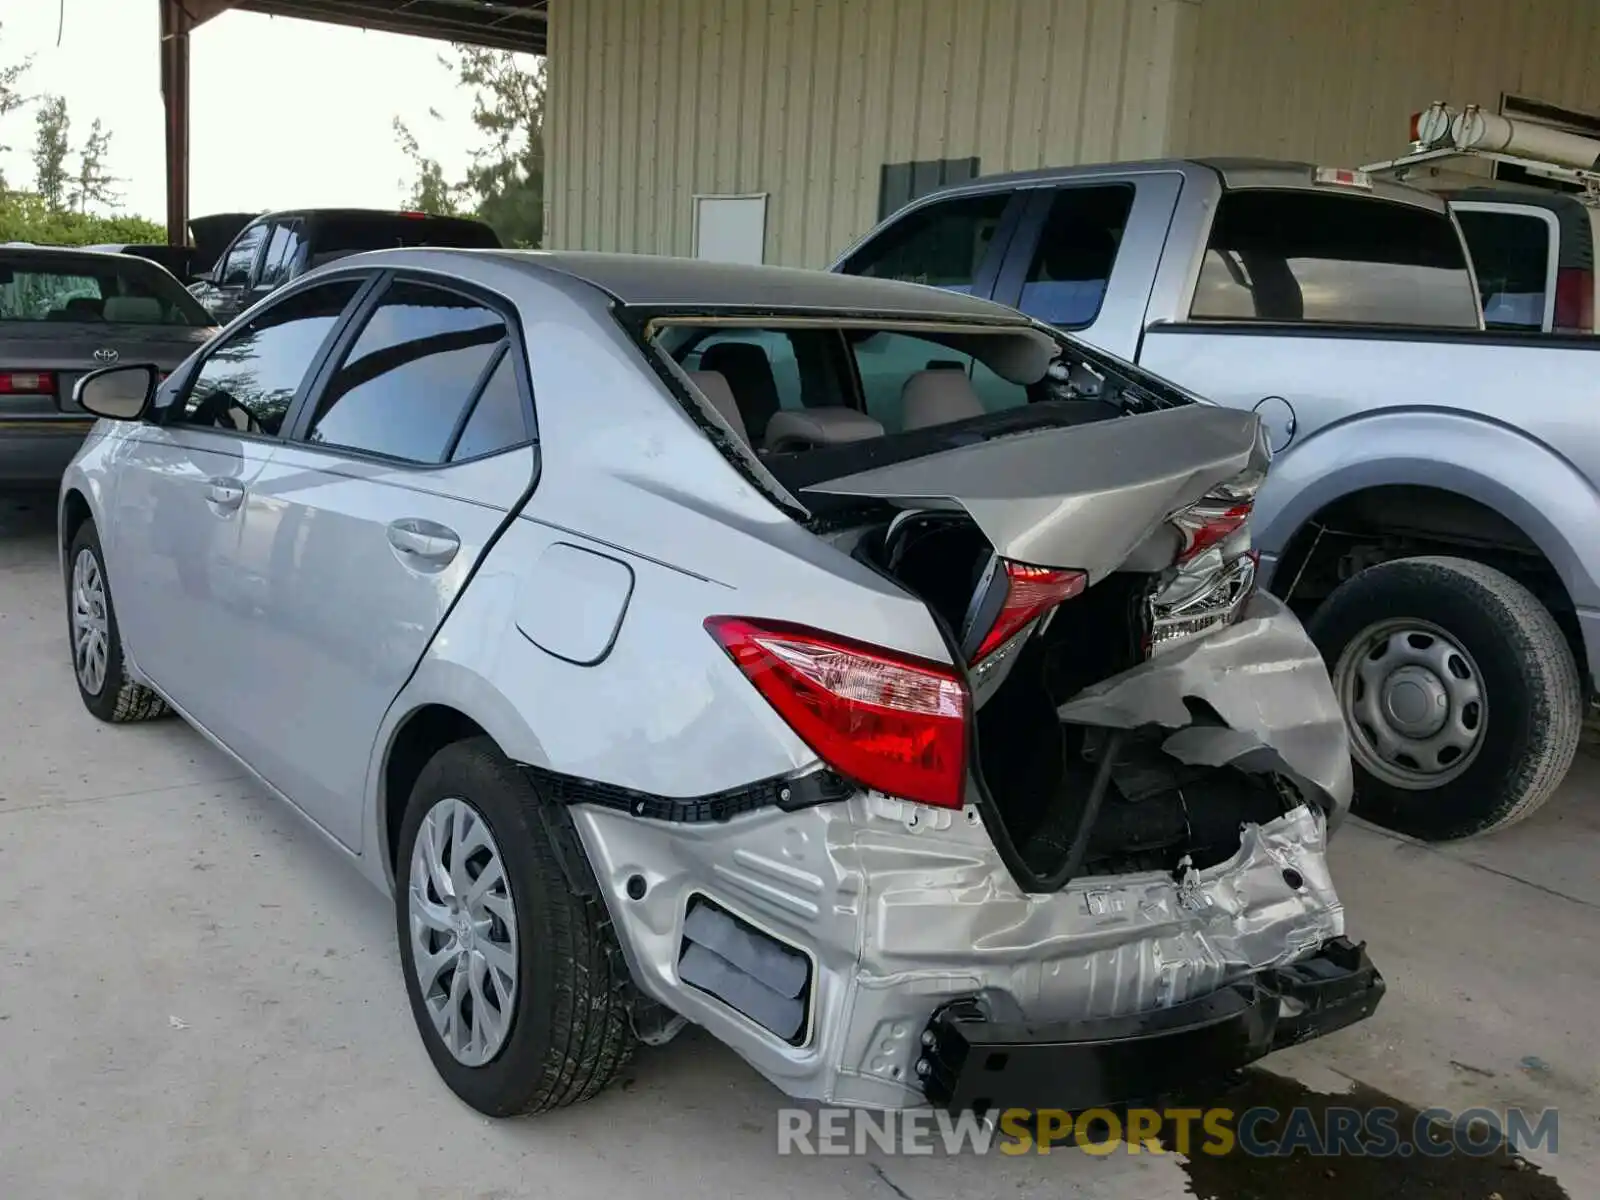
1308, 556, 1581, 840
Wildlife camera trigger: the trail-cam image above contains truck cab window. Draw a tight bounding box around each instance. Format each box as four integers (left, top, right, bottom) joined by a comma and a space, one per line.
1190, 190, 1481, 328
1019, 185, 1135, 329
843, 193, 1011, 293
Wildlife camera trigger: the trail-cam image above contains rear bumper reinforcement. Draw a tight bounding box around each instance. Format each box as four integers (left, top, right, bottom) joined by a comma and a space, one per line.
917, 937, 1384, 1113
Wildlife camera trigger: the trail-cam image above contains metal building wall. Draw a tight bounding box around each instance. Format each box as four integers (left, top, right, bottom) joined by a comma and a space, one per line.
546, 0, 1197, 266
1172, 0, 1600, 166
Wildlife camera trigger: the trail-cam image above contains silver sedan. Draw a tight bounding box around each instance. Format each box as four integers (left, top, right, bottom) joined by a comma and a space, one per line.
59, 249, 1379, 1118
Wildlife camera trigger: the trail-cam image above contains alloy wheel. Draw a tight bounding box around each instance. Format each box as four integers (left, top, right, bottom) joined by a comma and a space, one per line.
407, 796, 519, 1067
71, 547, 110, 697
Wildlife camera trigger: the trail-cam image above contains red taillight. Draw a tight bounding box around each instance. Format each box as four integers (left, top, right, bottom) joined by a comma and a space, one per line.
1554, 267, 1594, 332
704, 616, 969, 810
972, 562, 1088, 662
0, 370, 56, 395
1408, 111, 1422, 143
1173, 501, 1252, 564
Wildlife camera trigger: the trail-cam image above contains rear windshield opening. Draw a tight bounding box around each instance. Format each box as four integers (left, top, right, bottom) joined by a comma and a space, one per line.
643, 316, 1189, 506
1190, 190, 1482, 329
0, 255, 213, 326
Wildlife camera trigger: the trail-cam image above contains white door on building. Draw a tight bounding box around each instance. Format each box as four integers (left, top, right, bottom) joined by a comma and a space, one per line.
694, 194, 768, 264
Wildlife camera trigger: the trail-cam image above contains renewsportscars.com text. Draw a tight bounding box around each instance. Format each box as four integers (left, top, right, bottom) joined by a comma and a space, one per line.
776, 1105, 1559, 1157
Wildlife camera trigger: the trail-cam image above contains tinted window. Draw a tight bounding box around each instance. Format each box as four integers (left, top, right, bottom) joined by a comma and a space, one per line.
306, 280, 507, 463
1190, 191, 1480, 327
220, 224, 267, 287
1454, 209, 1553, 330
257, 221, 305, 288
845, 193, 1011, 292
850, 331, 1025, 434
1019, 185, 1134, 328
451, 352, 529, 461
0, 253, 212, 325
179, 280, 361, 434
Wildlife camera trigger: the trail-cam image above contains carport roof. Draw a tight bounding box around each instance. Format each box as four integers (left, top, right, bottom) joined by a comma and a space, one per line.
207, 1, 548, 54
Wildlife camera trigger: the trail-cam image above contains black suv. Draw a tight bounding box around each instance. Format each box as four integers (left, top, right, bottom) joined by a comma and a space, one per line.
188, 208, 501, 322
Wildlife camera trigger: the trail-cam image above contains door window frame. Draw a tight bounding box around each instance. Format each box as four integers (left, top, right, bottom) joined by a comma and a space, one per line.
280, 268, 540, 471
833, 188, 1028, 300
217, 220, 271, 289
160, 269, 383, 446
253, 218, 307, 292
991, 172, 1185, 360
1449, 200, 1560, 332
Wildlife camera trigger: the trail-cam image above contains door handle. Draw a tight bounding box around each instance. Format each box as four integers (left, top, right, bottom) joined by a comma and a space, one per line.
387, 519, 460, 568
205, 478, 245, 512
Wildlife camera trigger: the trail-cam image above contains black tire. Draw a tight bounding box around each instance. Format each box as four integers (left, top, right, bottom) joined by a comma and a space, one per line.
393, 738, 635, 1116
64, 520, 170, 724
1308, 555, 1582, 841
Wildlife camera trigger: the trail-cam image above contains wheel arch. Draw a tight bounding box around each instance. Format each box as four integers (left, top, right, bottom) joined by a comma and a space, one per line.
369, 658, 554, 891
1271, 480, 1590, 693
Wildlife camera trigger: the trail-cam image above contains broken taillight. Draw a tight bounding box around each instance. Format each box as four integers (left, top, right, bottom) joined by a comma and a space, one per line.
1150, 470, 1263, 654
1171, 499, 1252, 565
970, 561, 1087, 662
705, 616, 969, 809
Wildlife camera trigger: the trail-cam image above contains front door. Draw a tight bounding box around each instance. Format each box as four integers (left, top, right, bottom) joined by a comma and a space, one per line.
221, 275, 536, 849
107, 277, 370, 750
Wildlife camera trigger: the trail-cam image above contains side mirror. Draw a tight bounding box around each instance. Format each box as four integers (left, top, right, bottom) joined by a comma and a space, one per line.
191, 269, 215, 286
75, 364, 159, 421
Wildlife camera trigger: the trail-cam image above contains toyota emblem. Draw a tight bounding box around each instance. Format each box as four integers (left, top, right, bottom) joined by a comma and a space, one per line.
93, 348, 119, 364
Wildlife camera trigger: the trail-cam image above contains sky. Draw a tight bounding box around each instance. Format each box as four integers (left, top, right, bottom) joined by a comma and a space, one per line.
0, 0, 501, 221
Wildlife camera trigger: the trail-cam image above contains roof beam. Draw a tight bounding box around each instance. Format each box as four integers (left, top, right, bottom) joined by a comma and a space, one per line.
233, 1, 548, 54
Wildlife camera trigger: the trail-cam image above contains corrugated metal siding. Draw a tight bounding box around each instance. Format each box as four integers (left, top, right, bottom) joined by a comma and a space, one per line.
547, 0, 1194, 266
1173, 0, 1600, 167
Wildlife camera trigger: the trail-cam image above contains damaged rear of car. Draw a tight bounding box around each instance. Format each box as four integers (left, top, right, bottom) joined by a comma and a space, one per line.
563, 280, 1383, 1113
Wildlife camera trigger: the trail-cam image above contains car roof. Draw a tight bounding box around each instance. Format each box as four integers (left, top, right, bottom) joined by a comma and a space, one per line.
0, 244, 147, 263
256, 207, 491, 225
896, 156, 1451, 214
480, 250, 1038, 320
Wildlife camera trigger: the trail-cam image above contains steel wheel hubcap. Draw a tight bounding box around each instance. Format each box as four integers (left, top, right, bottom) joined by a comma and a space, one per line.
70, 548, 110, 697
1334, 618, 1486, 790
407, 797, 518, 1066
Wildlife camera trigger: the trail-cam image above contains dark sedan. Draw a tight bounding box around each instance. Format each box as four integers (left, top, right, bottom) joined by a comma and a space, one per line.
0, 246, 216, 485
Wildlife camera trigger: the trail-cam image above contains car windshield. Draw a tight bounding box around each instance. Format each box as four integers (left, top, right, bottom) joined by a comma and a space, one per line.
647, 315, 1190, 507
0, 253, 214, 326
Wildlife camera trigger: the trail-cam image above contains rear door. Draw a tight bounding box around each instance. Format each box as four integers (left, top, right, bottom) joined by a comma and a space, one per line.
227, 274, 537, 849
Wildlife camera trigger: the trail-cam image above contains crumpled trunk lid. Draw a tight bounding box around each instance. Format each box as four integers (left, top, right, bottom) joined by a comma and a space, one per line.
803, 405, 1265, 582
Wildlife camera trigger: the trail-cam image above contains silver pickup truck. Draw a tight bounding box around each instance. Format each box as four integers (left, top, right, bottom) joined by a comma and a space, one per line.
831, 158, 1597, 841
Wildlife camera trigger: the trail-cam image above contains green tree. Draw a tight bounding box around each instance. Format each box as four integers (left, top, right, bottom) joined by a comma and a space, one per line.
0, 20, 36, 192
31, 94, 69, 209
71, 117, 119, 213
0, 191, 161, 245
396, 48, 545, 248
394, 115, 462, 216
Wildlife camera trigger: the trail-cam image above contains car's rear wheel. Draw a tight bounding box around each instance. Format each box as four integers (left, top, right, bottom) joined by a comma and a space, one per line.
66, 521, 169, 724
1309, 555, 1581, 840
394, 738, 635, 1116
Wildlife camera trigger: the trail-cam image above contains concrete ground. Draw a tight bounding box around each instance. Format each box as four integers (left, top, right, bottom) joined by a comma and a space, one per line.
2, 488, 1597, 1200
